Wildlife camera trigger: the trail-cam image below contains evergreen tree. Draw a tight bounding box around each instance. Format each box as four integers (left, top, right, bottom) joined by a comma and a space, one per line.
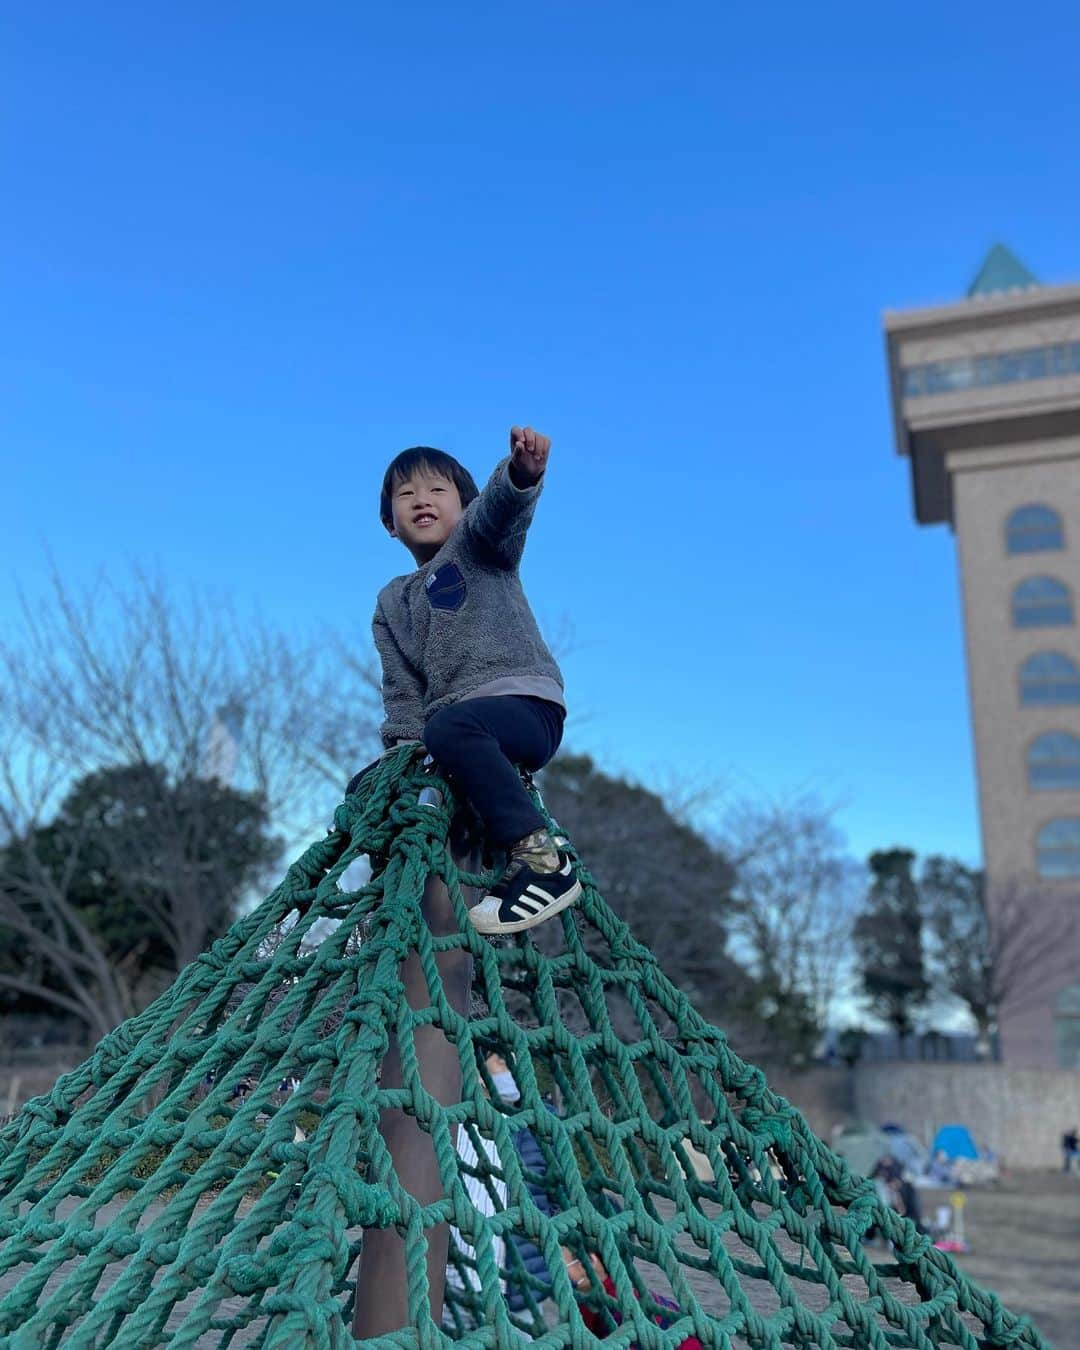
853, 848, 930, 1052
538, 755, 760, 1049
0, 763, 281, 1034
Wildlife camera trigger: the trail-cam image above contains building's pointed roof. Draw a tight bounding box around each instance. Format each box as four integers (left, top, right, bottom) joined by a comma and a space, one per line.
967, 242, 1040, 297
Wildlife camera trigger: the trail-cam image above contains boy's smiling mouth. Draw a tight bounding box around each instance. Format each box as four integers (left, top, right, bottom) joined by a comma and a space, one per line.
413, 513, 438, 528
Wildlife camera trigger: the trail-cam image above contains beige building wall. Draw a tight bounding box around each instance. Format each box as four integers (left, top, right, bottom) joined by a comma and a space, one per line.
884, 267, 1080, 1068
952, 443, 1080, 880
950, 445, 1080, 1065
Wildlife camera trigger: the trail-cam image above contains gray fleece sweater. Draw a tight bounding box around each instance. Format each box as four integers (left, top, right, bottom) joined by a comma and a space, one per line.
373, 457, 565, 749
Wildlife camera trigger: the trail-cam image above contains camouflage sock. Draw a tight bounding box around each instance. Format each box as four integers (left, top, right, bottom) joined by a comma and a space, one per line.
509, 828, 559, 873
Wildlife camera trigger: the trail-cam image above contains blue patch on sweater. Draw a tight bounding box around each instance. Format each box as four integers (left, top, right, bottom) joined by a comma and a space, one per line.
424, 562, 467, 612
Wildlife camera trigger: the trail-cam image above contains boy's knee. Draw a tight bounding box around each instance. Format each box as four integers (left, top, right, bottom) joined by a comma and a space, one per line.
423, 705, 465, 759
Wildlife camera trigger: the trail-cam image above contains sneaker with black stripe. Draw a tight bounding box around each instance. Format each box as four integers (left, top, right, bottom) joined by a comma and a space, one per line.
468, 852, 581, 935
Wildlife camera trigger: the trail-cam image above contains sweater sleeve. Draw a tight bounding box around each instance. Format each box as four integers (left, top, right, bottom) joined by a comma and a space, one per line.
461, 457, 543, 569
372, 599, 425, 748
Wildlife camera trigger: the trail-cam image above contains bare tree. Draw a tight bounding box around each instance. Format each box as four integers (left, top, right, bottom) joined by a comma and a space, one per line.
0, 776, 136, 1040
2, 568, 380, 818
720, 794, 863, 1060
921, 856, 1079, 1060
0, 567, 382, 1034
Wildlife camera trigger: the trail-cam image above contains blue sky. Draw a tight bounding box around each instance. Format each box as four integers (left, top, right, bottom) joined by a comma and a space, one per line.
4, 1, 1079, 865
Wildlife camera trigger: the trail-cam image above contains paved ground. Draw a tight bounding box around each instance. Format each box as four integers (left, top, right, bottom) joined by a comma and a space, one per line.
637, 1176, 1076, 1349
1, 1172, 1075, 1344
674, 1174, 1078, 1347
924, 1171, 1079, 1348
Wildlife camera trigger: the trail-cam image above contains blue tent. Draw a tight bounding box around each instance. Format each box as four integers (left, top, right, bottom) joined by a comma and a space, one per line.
932, 1123, 979, 1160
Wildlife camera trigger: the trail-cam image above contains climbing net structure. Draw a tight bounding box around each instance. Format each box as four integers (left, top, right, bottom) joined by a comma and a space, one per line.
0, 746, 1049, 1347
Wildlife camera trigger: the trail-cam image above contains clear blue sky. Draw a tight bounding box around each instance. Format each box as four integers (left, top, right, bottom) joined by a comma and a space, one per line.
4, 1, 1079, 865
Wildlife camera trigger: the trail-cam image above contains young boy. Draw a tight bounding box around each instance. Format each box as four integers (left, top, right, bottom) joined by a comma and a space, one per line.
373, 425, 581, 935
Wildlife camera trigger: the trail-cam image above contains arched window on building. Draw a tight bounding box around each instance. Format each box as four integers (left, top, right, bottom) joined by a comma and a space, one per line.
1028, 733, 1080, 790
1013, 576, 1074, 628
1019, 652, 1080, 705
1055, 984, 1080, 1069
1036, 818, 1080, 877
1006, 504, 1065, 554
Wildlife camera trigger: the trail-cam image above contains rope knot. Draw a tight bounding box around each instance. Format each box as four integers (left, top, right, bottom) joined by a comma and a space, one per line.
222, 1255, 272, 1296
740, 1102, 797, 1152
302, 1163, 396, 1228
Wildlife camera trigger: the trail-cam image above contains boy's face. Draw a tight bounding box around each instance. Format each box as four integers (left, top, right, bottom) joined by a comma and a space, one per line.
385, 467, 464, 563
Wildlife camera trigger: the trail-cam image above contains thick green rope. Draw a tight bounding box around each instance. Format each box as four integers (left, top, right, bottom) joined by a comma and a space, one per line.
0, 746, 1051, 1347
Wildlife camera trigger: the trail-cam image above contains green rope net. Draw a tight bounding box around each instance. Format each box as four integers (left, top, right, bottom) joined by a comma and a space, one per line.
0, 747, 1050, 1348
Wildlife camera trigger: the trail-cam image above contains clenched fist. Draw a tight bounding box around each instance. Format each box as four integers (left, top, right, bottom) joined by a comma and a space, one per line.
509, 425, 550, 486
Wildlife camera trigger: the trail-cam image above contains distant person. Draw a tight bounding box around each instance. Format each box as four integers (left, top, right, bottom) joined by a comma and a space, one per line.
926, 1148, 953, 1186
871, 1153, 925, 1233
1062, 1126, 1079, 1173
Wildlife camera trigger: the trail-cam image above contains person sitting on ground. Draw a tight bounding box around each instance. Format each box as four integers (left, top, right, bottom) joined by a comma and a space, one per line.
445, 1055, 510, 1326
563, 1247, 703, 1348
926, 1148, 953, 1186
483, 1069, 696, 1342
871, 1153, 925, 1234
372, 425, 581, 935
447, 1049, 557, 1327
480, 1053, 561, 1318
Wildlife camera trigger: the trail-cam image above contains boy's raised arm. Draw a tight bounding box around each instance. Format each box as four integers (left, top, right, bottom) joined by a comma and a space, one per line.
507, 425, 550, 488
463, 425, 552, 569
372, 600, 425, 748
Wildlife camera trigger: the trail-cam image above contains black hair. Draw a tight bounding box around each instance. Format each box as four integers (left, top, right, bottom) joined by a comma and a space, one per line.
379, 446, 479, 526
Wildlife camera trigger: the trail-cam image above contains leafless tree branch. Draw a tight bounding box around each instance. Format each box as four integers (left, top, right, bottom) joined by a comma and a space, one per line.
0, 566, 384, 1041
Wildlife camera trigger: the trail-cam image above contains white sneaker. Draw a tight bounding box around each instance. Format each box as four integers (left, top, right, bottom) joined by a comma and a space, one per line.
468, 853, 581, 935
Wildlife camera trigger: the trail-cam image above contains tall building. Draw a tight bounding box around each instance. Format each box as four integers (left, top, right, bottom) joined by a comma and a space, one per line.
884, 246, 1080, 1068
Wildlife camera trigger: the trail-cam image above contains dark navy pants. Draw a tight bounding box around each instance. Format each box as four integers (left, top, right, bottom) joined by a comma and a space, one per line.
422, 696, 564, 846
